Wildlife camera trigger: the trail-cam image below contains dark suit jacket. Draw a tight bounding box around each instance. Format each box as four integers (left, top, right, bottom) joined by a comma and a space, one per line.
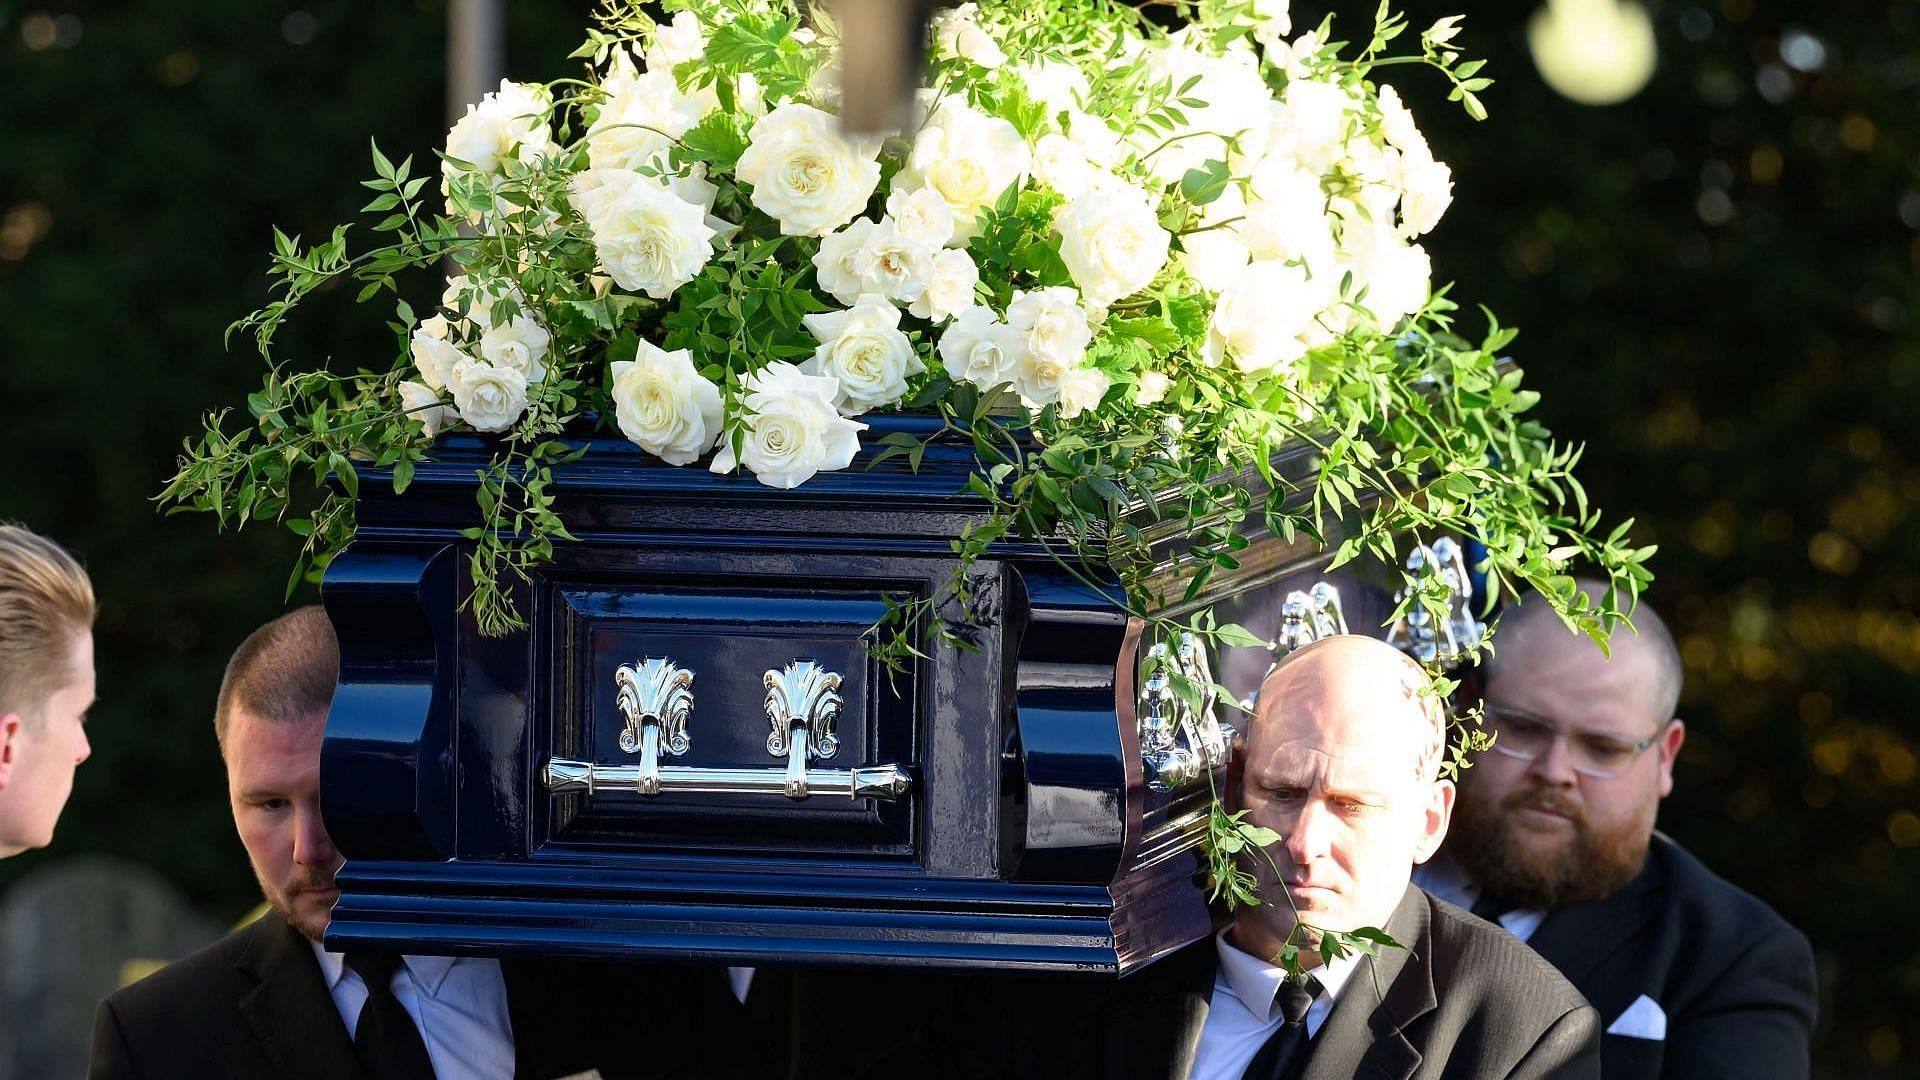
910, 886, 1600, 1079
87, 913, 768, 1079
1521, 834, 1816, 1080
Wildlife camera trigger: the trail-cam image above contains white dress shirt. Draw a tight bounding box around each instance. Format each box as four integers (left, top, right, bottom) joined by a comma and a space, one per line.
1188, 927, 1361, 1080
1413, 855, 1549, 942
313, 944, 517, 1080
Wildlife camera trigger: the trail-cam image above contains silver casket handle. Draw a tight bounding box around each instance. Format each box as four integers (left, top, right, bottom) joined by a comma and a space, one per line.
544, 658, 912, 802
1236, 580, 1350, 712
1385, 537, 1486, 664
1139, 632, 1237, 793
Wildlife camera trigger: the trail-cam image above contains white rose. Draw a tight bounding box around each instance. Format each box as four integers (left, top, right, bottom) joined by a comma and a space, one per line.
1006, 286, 1092, 369
609, 340, 723, 465
588, 68, 707, 173
1009, 60, 1090, 116
937, 306, 1025, 390
411, 329, 468, 392
1203, 259, 1327, 376
1251, 0, 1293, 44
647, 11, 706, 70
1055, 186, 1171, 309
1012, 345, 1072, 410
1396, 148, 1454, 237
1341, 222, 1431, 328
710, 362, 867, 489
801, 296, 926, 415
931, 4, 1007, 69
478, 314, 551, 384
417, 313, 451, 341
1056, 365, 1111, 420
813, 219, 880, 306
860, 220, 938, 305
1066, 112, 1124, 168
398, 380, 453, 438
449, 360, 529, 433
1273, 78, 1356, 173
897, 96, 1030, 240
441, 274, 525, 329
885, 186, 957, 248
909, 248, 979, 323
1135, 370, 1171, 405
1265, 28, 1323, 81
569, 169, 717, 299
737, 103, 883, 237
1244, 159, 1337, 269
1033, 133, 1095, 199
442, 80, 553, 209
1132, 42, 1268, 183
1374, 85, 1429, 158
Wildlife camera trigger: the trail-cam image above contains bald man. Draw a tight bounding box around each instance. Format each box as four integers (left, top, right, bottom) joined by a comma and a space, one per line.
1416, 586, 1815, 1079
915, 634, 1600, 1079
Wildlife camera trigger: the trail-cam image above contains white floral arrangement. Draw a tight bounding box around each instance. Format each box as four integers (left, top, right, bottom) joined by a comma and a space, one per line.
167, 0, 1646, 680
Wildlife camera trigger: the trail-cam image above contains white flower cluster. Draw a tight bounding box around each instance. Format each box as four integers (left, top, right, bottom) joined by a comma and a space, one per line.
401, 275, 553, 435
408, 0, 1467, 490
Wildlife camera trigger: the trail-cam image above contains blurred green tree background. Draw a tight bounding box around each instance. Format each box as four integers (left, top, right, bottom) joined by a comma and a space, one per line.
1, 1, 1912, 1075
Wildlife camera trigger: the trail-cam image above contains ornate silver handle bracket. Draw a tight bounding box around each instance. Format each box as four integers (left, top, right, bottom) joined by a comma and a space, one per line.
544, 657, 911, 803
1139, 632, 1236, 793
1386, 537, 1485, 665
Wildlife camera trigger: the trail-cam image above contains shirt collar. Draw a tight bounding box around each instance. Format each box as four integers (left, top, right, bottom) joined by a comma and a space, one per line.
310, 942, 456, 996
1214, 926, 1361, 1024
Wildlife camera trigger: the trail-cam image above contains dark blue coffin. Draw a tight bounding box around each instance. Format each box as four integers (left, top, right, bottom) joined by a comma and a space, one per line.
318, 416, 1384, 974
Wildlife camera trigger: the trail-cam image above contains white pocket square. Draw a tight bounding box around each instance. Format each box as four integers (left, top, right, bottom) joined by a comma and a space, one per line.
1605, 995, 1667, 1040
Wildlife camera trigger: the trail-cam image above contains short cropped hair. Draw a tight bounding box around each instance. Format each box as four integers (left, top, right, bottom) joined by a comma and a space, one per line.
214, 606, 339, 755
0, 524, 96, 725
1487, 580, 1683, 724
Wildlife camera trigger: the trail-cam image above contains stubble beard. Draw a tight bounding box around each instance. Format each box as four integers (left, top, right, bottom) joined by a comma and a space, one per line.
1451, 782, 1651, 910
257, 863, 336, 943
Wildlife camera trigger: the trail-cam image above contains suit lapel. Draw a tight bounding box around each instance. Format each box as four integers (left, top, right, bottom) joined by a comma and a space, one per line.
1300, 888, 1431, 1080
234, 915, 368, 1080
1526, 851, 1663, 989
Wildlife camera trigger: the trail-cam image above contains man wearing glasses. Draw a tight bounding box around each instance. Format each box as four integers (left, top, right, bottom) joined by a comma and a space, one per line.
1416, 582, 1816, 1079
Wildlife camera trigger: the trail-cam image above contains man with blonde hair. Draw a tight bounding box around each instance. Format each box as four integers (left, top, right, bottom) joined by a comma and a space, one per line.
0, 523, 97, 859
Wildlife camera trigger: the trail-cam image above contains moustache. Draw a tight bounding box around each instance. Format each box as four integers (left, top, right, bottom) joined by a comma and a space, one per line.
286, 868, 338, 897
1502, 786, 1584, 823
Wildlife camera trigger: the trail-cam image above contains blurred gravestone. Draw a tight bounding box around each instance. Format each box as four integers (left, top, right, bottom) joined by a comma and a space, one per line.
0, 857, 220, 1080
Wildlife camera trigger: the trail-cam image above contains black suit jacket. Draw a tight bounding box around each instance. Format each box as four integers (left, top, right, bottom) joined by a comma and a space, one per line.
911, 886, 1600, 1079
87, 913, 768, 1079
1520, 834, 1816, 1080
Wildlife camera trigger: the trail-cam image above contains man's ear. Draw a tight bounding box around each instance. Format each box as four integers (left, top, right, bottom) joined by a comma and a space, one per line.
1413, 778, 1455, 864
0, 713, 20, 791
1656, 718, 1685, 798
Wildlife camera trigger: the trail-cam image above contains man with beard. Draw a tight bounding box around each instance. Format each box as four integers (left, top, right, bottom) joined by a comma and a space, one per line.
88, 606, 761, 1079
1417, 585, 1816, 1079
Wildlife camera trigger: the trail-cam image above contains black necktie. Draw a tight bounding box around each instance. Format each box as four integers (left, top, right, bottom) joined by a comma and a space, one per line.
1470, 894, 1513, 923
1241, 975, 1322, 1080
345, 951, 438, 1080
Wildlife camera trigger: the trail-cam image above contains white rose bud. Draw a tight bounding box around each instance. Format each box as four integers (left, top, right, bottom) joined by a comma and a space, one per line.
710, 362, 867, 489
443, 80, 553, 177
801, 296, 927, 415
398, 380, 453, 438
737, 103, 883, 237
897, 96, 1031, 241
478, 314, 551, 384
937, 306, 1025, 391
609, 340, 723, 466
417, 313, 451, 340
1396, 148, 1454, 238
569, 169, 717, 300
1006, 286, 1092, 369
1056, 365, 1111, 420
449, 360, 529, 433
1055, 186, 1171, 309
909, 248, 980, 323
411, 329, 469, 392
932, 4, 1008, 69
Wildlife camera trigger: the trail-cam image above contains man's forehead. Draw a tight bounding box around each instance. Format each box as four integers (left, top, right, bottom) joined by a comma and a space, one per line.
226, 710, 326, 768
1249, 734, 1412, 786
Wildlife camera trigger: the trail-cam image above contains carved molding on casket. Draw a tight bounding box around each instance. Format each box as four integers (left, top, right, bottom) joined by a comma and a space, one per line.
1386, 537, 1486, 664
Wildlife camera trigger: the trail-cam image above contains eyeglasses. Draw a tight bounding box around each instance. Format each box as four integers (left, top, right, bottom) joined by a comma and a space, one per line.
1481, 706, 1662, 779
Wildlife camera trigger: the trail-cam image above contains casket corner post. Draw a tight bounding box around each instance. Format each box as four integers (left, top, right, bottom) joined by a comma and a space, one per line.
319, 421, 1364, 973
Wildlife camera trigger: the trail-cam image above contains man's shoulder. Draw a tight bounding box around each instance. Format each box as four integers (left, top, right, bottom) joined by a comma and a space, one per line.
1421, 889, 1591, 1015
1650, 834, 1799, 935
100, 914, 277, 1020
